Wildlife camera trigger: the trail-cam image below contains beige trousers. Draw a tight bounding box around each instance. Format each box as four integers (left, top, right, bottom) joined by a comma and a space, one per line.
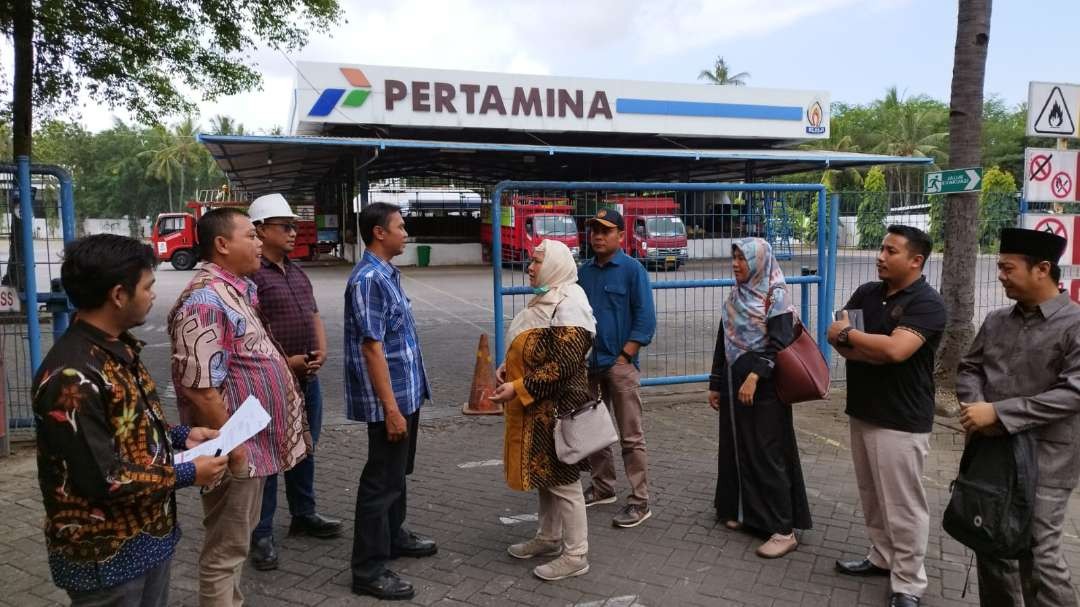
198, 470, 265, 607
849, 417, 930, 597
535, 480, 588, 557
588, 363, 649, 505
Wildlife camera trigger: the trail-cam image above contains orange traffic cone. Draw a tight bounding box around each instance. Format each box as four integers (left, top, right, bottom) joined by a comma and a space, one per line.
462, 333, 503, 415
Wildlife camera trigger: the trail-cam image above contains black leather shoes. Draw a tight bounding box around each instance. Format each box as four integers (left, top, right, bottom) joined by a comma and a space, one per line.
835, 558, 890, 576
352, 570, 415, 601
288, 513, 343, 539
250, 535, 278, 571
391, 531, 438, 558
889, 593, 920, 607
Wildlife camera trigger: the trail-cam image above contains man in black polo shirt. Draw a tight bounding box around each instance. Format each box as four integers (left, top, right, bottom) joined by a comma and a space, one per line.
828, 225, 947, 607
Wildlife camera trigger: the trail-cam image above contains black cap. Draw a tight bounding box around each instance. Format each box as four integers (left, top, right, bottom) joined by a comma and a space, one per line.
586, 207, 624, 230
999, 227, 1067, 264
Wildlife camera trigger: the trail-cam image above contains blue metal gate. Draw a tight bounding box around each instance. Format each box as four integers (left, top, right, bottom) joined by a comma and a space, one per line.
0, 157, 76, 450
490, 181, 839, 386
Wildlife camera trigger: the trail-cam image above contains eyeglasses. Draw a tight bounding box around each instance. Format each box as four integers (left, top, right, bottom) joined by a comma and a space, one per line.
262, 222, 297, 233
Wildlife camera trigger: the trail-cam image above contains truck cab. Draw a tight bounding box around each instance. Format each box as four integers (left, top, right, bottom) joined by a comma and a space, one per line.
602, 197, 688, 270
629, 214, 688, 269
150, 189, 320, 270
152, 213, 198, 270
481, 196, 580, 265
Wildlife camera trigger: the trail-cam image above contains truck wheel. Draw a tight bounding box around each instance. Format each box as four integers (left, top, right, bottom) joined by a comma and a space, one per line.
170, 249, 196, 271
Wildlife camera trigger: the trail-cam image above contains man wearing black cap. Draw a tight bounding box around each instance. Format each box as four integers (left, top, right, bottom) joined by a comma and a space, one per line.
956, 227, 1080, 606
578, 207, 657, 528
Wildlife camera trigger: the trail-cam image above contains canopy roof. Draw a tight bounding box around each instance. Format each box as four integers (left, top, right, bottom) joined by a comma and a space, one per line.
199, 133, 933, 197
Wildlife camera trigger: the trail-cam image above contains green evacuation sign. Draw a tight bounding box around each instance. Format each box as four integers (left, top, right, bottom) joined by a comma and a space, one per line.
925, 168, 982, 194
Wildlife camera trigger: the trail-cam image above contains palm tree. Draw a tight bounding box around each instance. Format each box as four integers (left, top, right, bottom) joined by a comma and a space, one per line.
866, 92, 949, 204
698, 56, 750, 86
139, 117, 205, 210
209, 114, 246, 136
935, 0, 993, 403
140, 125, 180, 211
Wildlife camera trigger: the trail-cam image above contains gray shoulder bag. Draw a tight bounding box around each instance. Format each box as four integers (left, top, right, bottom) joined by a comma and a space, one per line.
554, 398, 619, 464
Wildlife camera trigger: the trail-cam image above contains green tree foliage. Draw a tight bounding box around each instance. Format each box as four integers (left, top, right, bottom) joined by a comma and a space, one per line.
928, 194, 945, 252
977, 166, 1018, 252
26, 117, 227, 220
0, 0, 342, 125
856, 167, 889, 249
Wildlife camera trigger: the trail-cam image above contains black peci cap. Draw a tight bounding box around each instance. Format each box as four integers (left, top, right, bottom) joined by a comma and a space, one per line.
999, 227, 1067, 264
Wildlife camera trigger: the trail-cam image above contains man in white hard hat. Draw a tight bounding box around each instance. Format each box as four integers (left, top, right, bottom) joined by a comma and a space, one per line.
246, 193, 341, 571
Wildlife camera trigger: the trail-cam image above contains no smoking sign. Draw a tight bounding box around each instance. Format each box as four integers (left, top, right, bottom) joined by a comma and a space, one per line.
1026, 214, 1080, 267
1025, 148, 1080, 202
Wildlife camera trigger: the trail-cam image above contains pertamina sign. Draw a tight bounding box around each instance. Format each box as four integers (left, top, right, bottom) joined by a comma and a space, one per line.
290, 62, 830, 140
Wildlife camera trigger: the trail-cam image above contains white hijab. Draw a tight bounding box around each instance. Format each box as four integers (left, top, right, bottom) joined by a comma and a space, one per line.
505, 239, 596, 348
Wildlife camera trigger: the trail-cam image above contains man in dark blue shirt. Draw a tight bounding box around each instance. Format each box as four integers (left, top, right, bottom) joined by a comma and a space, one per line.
578, 207, 657, 528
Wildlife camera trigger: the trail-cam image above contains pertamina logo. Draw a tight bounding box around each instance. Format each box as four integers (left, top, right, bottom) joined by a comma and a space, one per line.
805, 100, 825, 134
309, 68, 372, 117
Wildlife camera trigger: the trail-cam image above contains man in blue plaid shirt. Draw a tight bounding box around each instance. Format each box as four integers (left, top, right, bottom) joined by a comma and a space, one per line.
345, 202, 435, 601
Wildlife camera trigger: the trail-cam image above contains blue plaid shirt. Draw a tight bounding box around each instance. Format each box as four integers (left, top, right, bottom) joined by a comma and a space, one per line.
345, 251, 430, 422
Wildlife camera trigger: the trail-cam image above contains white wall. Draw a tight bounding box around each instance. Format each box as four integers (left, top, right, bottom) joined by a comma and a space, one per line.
82, 218, 152, 238
397, 242, 483, 266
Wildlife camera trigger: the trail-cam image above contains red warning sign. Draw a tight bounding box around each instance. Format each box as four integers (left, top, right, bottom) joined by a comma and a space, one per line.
1030, 154, 1052, 181
1025, 148, 1079, 202
1052, 172, 1073, 199
1035, 217, 1068, 238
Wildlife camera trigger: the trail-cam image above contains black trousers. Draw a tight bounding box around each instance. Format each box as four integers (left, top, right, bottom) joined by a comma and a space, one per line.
350, 411, 420, 582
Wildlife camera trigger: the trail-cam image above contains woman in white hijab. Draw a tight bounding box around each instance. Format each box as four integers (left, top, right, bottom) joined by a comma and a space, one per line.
490, 239, 596, 582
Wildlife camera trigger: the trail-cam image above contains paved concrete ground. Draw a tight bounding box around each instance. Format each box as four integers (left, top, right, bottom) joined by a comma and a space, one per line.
2, 262, 1079, 605
2, 391, 1079, 606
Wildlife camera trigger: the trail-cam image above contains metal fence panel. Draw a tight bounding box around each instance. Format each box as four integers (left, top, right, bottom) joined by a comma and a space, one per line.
0, 164, 74, 432
489, 181, 836, 387
825, 191, 1076, 382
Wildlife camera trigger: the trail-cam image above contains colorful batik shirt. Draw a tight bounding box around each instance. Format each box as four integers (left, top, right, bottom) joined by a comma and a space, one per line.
34, 320, 196, 592
168, 262, 309, 477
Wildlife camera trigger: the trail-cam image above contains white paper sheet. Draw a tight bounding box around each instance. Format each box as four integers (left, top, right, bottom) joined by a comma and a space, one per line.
174, 395, 271, 464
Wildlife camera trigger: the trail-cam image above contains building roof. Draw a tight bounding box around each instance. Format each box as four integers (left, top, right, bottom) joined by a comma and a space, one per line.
199, 133, 933, 197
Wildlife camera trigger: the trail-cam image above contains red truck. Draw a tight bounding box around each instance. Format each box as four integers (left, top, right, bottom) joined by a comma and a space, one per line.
601, 197, 688, 269
481, 196, 581, 264
151, 190, 318, 270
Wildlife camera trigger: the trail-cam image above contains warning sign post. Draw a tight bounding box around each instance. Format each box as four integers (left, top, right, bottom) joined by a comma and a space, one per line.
1024, 148, 1079, 202
1028, 82, 1080, 138
1024, 214, 1080, 267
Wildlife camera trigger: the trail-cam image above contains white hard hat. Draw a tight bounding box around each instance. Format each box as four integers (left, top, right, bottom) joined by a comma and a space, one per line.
248, 193, 299, 224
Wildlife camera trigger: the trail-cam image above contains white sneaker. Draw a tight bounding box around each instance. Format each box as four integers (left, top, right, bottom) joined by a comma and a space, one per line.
507, 538, 562, 560
533, 554, 589, 581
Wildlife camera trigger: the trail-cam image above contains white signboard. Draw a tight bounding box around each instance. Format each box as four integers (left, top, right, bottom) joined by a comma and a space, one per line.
1023, 213, 1079, 267
1024, 148, 1078, 202
0, 286, 19, 313
1027, 82, 1080, 138
290, 62, 830, 141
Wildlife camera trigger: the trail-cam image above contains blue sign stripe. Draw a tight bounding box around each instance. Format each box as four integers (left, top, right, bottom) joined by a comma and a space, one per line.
309, 89, 346, 116
616, 98, 802, 121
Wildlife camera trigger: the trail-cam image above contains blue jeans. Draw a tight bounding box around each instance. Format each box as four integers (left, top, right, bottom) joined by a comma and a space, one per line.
253, 377, 323, 539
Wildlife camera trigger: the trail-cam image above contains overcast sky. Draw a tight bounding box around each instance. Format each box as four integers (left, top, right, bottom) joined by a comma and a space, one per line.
69, 0, 1079, 133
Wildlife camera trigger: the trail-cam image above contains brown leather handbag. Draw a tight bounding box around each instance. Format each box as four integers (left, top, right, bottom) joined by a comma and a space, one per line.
773, 322, 831, 404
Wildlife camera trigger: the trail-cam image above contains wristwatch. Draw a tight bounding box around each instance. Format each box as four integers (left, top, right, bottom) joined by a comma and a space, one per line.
620, 349, 634, 362
837, 326, 854, 347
